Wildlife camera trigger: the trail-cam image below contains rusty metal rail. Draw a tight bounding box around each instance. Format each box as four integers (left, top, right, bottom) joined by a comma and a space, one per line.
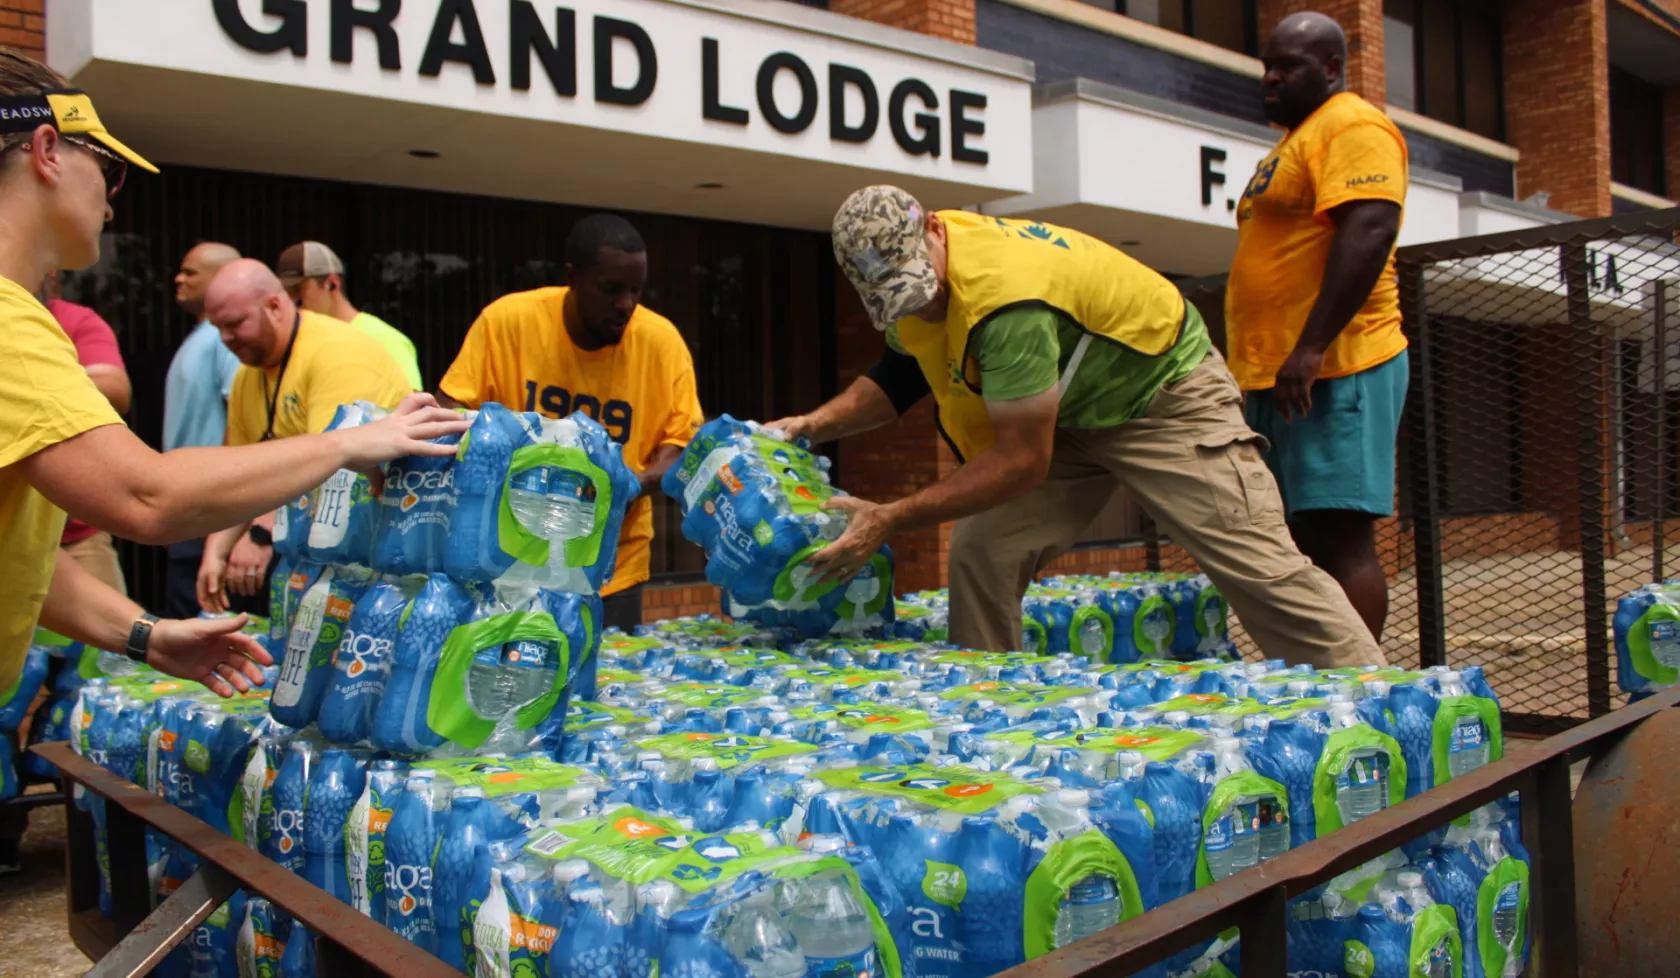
994, 684, 1680, 978
34, 686, 1680, 977
31, 740, 460, 978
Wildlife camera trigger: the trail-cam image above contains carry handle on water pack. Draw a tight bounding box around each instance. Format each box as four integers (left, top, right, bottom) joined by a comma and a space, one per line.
497, 444, 615, 572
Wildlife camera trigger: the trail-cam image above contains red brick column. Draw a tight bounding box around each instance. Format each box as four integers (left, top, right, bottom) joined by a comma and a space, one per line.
1665, 86, 1680, 200
829, 0, 976, 44
1505, 0, 1611, 217
0, 0, 43, 57
1254, 0, 1386, 104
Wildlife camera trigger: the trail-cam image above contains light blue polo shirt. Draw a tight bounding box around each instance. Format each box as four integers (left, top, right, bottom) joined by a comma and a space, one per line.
163, 320, 241, 451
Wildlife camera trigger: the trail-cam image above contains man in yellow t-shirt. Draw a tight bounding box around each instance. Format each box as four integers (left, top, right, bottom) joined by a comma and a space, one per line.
439, 214, 704, 630
1225, 11, 1409, 640
0, 56, 467, 702
197, 259, 415, 609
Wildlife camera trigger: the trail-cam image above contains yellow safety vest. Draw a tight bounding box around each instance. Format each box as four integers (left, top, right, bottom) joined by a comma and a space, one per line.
895, 211, 1188, 462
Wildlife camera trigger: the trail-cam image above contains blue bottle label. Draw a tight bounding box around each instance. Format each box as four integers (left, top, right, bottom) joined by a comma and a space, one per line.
807, 949, 880, 978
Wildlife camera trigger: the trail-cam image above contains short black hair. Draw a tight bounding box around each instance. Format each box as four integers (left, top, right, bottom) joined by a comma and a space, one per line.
565, 214, 646, 271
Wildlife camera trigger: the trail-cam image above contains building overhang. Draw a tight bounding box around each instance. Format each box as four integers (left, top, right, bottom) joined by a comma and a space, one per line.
47, 0, 1036, 231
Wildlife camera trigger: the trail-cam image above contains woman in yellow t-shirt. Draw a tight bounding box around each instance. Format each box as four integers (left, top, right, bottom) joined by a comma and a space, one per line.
0, 49, 468, 696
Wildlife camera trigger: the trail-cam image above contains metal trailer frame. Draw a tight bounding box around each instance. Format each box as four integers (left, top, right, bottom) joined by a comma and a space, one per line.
33, 684, 1680, 978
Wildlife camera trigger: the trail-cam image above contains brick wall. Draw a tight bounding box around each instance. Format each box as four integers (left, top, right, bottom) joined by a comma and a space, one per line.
831, 0, 977, 43
0, 0, 42, 58
644, 582, 724, 622
1666, 86, 1680, 198
1506, 0, 1611, 217
1254, 0, 1387, 105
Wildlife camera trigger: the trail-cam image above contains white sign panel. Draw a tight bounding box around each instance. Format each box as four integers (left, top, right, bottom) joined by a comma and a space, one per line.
49, 0, 1034, 191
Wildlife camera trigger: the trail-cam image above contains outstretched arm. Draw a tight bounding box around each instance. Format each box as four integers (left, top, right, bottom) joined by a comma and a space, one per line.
21, 394, 468, 546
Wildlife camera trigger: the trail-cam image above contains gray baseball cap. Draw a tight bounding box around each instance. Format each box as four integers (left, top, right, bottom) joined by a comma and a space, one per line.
832, 185, 939, 331
276, 241, 345, 287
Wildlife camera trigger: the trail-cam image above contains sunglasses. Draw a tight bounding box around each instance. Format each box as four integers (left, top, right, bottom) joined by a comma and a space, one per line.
61, 134, 127, 200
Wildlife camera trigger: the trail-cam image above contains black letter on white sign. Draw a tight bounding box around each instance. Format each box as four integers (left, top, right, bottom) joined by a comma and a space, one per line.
890, 79, 940, 157
950, 89, 987, 164
756, 53, 818, 135
510, 1, 576, 95
828, 64, 878, 143
702, 38, 748, 125
421, 0, 496, 84
215, 0, 307, 56
331, 0, 400, 69
1200, 146, 1227, 206
594, 17, 657, 106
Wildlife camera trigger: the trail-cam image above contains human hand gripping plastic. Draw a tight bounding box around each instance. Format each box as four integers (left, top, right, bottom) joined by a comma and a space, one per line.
145, 614, 274, 698
806, 495, 895, 586
333, 394, 473, 489
762, 415, 815, 442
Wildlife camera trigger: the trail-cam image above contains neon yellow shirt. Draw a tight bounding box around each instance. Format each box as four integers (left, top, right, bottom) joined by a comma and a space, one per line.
0, 277, 123, 688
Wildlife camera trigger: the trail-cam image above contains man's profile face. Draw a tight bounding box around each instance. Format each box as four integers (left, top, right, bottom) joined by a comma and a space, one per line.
1260, 33, 1334, 129
176, 252, 216, 316
210, 292, 280, 366
286, 276, 334, 316
568, 246, 648, 345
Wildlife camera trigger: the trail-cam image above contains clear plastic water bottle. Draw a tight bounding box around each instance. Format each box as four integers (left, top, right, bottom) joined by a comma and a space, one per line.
506, 467, 597, 553
786, 872, 879, 978
1255, 796, 1290, 861
1330, 704, 1388, 824
1438, 671, 1491, 778
1204, 812, 1236, 881
726, 899, 807, 978
1492, 880, 1523, 971
1209, 738, 1262, 877
1053, 875, 1120, 948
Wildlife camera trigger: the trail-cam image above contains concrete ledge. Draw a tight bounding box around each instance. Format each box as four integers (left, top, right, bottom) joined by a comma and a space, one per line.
1388, 106, 1520, 162
992, 0, 1262, 78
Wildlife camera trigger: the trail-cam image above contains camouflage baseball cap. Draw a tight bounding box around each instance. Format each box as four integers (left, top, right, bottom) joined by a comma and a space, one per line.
832, 185, 939, 331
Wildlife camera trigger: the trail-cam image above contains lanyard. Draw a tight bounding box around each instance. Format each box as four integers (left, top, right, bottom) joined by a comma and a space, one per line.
260, 313, 301, 442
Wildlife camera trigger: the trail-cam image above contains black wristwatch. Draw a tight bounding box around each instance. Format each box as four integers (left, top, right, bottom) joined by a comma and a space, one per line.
249, 525, 273, 546
125, 612, 159, 664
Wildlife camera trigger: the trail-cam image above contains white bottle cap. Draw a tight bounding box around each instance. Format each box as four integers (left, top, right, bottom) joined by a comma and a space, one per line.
1439, 670, 1462, 683
1397, 871, 1424, 888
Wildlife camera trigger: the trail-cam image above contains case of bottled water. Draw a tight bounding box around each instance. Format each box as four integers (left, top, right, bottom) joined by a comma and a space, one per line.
370, 415, 470, 576
1614, 580, 1680, 697
664, 415, 896, 637
445, 403, 640, 596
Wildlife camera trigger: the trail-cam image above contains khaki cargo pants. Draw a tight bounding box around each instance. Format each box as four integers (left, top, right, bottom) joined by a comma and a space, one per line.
947, 349, 1383, 670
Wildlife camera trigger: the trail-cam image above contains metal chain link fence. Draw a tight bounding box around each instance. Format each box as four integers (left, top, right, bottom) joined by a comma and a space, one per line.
1173, 210, 1680, 733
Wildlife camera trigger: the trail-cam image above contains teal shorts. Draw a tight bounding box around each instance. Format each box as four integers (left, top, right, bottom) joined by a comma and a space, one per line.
1242, 350, 1409, 519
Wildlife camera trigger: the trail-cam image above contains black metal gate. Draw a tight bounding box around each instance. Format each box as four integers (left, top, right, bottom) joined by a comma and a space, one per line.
1175, 209, 1680, 733
1398, 208, 1680, 733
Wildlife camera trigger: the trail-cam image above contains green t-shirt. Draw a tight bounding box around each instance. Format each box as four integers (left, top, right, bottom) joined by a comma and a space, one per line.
351, 311, 423, 391
888, 302, 1212, 429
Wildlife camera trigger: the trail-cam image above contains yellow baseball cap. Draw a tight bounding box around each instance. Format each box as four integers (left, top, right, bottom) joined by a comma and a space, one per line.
0, 88, 157, 173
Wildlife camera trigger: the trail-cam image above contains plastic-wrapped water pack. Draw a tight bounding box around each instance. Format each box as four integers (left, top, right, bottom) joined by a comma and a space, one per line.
446, 403, 640, 596
664, 415, 896, 638
1614, 580, 1680, 697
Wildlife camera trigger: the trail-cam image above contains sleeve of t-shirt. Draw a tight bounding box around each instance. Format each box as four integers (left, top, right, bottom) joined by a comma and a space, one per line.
656, 331, 704, 449
225, 371, 257, 446
62, 307, 125, 370
217, 342, 240, 401
0, 313, 123, 469
1310, 120, 1408, 218
973, 307, 1063, 402
438, 312, 494, 407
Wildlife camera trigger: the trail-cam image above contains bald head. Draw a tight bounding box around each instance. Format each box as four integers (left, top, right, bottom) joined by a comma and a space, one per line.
176, 241, 243, 319
205, 259, 295, 367
1261, 12, 1347, 128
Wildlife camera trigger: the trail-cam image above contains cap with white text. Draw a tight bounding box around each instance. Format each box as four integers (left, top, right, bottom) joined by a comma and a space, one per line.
276, 241, 345, 287
0, 88, 157, 173
832, 185, 939, 332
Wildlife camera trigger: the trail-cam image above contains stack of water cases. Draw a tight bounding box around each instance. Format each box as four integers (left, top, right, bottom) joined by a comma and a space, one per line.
73, 616, 1528, 977
887, 573, 1233, 665
1614, 580, 1680, 699
663, 415, 897, 639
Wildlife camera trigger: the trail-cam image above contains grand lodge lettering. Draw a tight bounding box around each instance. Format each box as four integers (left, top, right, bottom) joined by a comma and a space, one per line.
211, 0, 990, 163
